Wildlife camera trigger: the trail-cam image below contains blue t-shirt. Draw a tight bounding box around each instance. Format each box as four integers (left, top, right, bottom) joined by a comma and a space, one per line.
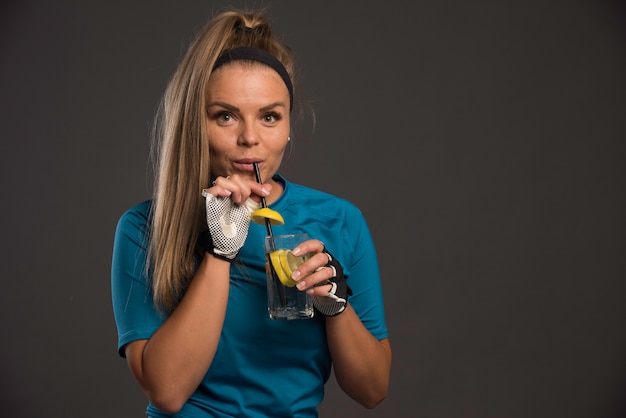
111, 175, 388, 417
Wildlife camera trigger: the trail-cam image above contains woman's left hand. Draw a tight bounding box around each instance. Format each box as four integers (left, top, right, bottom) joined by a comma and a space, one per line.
289, 240, 334, 295
290, 241, 352, 316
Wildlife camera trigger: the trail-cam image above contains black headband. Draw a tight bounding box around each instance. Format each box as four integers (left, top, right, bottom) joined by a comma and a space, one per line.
212, 46, 294, 111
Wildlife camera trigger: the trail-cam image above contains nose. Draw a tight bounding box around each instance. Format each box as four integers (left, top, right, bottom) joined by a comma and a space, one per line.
237, 121, 260, 146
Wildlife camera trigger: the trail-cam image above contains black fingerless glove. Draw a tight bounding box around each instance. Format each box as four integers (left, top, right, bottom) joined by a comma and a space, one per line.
198, 229, 233, 262
312, 248, 352, 316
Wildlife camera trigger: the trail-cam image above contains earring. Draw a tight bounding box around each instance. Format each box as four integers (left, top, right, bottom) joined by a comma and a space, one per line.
287, 136, 291, 142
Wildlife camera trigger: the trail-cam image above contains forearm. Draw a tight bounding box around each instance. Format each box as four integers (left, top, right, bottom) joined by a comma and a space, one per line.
137, 253, 230, 411
325, 304, 392, 409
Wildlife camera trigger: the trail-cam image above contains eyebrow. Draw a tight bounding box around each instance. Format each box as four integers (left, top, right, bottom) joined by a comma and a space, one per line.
206, 101, 287, 113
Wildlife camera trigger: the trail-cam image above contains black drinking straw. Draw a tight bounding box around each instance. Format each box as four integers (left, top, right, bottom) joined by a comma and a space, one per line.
253, 162, 273, 238
253, 163, 286, 304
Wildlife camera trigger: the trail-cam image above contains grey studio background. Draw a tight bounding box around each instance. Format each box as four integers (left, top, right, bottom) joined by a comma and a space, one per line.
1, 0, 625, 417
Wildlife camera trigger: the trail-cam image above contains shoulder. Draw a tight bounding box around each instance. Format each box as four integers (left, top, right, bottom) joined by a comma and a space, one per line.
118, 200, 151, 222
115, 200, 152, 240
281, 176, 362, 216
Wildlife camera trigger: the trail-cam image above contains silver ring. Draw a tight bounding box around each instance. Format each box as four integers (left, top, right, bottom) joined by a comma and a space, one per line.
212, 176, 230, 186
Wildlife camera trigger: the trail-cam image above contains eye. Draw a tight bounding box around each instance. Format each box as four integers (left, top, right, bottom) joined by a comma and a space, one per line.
217, 112, 233, 122
209, 110, 236, 125
262, 112, 282, 124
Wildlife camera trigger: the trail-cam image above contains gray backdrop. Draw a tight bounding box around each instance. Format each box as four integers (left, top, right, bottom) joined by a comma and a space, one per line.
1, 0, 625, 417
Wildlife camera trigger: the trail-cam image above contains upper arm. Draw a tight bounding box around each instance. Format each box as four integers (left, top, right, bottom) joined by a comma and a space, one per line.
111, 204, 163, 357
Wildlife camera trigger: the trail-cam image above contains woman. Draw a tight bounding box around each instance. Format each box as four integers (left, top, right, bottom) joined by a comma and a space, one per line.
111, 8, 391, 417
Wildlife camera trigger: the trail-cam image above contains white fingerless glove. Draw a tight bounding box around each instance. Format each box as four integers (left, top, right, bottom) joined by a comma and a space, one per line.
200, 190, 260, 261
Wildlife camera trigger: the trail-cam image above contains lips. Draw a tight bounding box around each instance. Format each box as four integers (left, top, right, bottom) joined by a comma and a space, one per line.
233, 159, 262, 172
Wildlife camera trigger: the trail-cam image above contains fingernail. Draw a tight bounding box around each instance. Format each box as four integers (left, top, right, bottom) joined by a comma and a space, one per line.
261, 186, 270, 196
296, 280, 306, 290
292, 247, 301, 256
292, 270, 301, 280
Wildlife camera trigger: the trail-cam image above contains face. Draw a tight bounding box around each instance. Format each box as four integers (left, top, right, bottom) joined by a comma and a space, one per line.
205, 63, 290, 186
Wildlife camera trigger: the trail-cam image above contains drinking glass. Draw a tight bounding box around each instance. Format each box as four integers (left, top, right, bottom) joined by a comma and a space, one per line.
264, 233, 314, 320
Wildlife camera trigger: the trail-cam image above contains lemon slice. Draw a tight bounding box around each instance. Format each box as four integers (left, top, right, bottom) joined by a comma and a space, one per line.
269, 249, 297, 287
251, 207, 285, 225
281, 251, 304, 277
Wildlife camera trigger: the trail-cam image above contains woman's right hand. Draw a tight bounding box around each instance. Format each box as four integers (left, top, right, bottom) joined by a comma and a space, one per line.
201, 174, 273, 261
205, 174, 271, 205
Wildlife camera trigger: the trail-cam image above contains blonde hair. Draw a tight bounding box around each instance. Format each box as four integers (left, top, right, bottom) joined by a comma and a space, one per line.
148, 8, 295, 312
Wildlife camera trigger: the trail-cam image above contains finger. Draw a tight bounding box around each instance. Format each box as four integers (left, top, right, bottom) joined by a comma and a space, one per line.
202, 186, 231, 198
291, 239, 325, 257
249, 182, 271, 202
305, 281, 333, 297
289, 252, 327, 282
205, 176, 231, 197
213, 175, 252, 204
294, 263, 335, 291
